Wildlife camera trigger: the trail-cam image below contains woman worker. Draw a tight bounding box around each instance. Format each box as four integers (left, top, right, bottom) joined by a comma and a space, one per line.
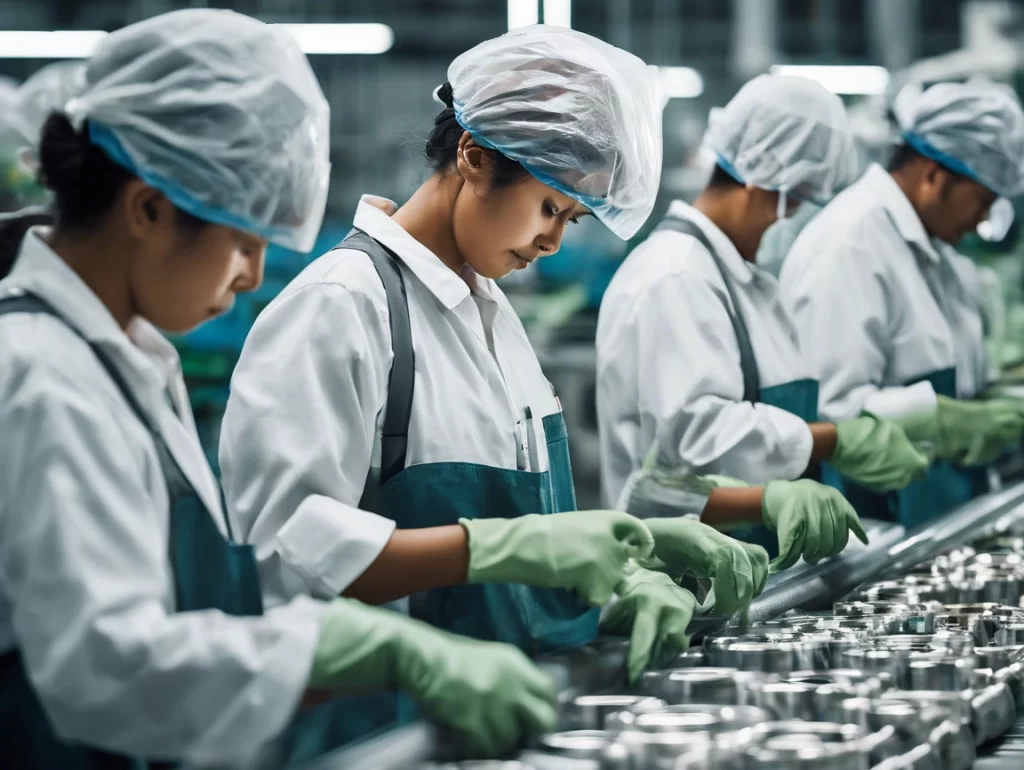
0, 10, 566, 766
221, 25, 766, 699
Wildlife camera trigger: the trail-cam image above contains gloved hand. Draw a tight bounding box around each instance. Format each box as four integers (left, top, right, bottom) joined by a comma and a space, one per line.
762, 480, 868, 573
897, 396, 1024, 467
460, 510, 655, 606
309, 598, 557, 756
831, 414, 929, 491
640, 516, 769, 620
599, 562, 696, 683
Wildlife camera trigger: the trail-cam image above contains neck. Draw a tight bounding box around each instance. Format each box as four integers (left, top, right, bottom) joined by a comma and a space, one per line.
46, 226, 135, 330
692, 191, 757, 262
392, 173, 465, 274
889, 167, 919, 207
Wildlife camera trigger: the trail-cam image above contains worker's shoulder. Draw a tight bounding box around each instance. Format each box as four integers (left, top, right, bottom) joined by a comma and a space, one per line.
792, 189, 897, 266
275, 246, 388, 311
0, 312, 111, 405
609, 228, 719, 296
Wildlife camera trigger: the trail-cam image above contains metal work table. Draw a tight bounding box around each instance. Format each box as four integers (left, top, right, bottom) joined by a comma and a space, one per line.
299, 482, 1024, 770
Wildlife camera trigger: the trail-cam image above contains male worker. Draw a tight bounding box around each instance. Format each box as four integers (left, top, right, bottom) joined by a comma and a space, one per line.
780, 80, 1024, 527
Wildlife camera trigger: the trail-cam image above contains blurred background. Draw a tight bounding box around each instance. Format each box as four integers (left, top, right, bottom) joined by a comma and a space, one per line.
2, 0, 1024, 506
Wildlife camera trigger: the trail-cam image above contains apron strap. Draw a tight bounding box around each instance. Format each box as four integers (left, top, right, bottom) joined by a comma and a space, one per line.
0, 290, 235, 540
656, 215, 761, 402
335, 230, 415, 485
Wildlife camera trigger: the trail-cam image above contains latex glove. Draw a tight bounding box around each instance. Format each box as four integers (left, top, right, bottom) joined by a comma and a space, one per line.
460, 510, 655, 606
640, 516, 769, 620
599, 562, 695, 683
309, 598, 557, 756
762, 480, 868, 573
898, 396, 1024, 467
831, 414, 929, 491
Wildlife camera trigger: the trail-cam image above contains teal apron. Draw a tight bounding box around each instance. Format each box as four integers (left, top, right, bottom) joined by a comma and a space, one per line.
0, 291, 263, 769
657, 217, 823, 558
306, 232, 598, 744
819, 368, 989, 529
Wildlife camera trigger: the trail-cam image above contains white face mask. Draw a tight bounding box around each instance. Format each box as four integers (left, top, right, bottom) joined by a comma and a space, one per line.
977, 196, 1015, 242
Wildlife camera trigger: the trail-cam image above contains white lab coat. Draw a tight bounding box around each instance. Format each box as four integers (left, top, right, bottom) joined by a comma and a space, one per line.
780, 164, 992, 423
596, 200, 815, 508
220, 195, 564, 609
0, 231, 324, 767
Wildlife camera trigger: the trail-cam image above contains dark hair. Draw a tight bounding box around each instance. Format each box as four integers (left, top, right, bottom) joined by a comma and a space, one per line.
887, 142, 922, 173
424, 82, 531, 188
0, 111, 204, 279
706, 164, 744, 191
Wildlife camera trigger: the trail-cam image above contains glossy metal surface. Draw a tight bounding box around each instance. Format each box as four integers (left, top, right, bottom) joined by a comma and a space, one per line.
560, 694, 664, 731
969, 682, 1018, 746
605, 704, 771, 735
638, 667, 757, 705
703, 638, 829, 673
537, 731, 613, 760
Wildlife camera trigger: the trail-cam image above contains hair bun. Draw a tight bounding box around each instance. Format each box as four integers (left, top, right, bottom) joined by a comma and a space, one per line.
435, 82, 455, 109
38, 112, 88, 191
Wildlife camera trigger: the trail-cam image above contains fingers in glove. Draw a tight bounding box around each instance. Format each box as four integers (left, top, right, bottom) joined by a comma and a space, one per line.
627, 607, 659, 684
825, 499, 846, 559
517, 691, 559, 738
770, 520, 804, 573
744, 544, 770, 596
802, 507, 828, 565
848, 514, 869, 545
709, 553, 740, 618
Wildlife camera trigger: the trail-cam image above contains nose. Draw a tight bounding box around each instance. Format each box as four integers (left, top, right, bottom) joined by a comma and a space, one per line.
236, 247, 266, 294
535, 221, 565, 256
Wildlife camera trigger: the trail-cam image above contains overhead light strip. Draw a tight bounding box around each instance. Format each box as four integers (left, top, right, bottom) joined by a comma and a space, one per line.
0, 24, 394, 59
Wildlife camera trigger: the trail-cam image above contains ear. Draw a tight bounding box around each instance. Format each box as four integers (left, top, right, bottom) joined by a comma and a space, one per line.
120, 179, 172, 240
456, 131, 490, 188
922, 159, 944, 187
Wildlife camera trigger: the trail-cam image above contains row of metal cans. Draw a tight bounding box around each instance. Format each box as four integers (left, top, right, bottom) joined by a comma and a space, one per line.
422, 531, 1024, 768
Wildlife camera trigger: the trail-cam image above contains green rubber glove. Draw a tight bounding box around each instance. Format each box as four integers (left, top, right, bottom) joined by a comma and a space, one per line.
599, 562, 696, 683
460, 510, 655, 606
640, 517, 769, 620
309, 599, 557, 756
762, 480, 869, 573
897, 396, 1024, 467
831, 414, 929, 491
939, 396, 1024, 466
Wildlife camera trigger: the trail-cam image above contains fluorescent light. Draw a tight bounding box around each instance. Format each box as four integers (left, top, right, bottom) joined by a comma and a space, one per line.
0, 30, 106, 59
771, 65, 890, 96
543, 0, 572, 28
659, 66, 704, 100
509, 0, 540, 30
277, 24, 393, 55
0, 24, 393, 59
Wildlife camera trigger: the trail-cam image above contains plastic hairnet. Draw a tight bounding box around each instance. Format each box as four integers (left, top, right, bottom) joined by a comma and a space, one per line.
893, 80, 1024, 198
64, 8, 331, 252
704, 74, 856, 206
15, 62, 86, 148
447, 24, 662, 240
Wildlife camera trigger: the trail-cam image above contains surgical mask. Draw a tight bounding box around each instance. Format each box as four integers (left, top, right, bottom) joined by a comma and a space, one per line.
978, 197, 1015, 242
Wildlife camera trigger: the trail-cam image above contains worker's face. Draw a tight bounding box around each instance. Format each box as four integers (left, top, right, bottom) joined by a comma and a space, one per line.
915, 163, 998, 245
452, 135, 591, 279
738, 186, 800, 259
122, 185, 266, 333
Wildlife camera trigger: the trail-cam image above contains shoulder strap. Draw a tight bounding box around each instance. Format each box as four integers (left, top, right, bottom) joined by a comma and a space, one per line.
655, 216, 761, 402
336, 230, 415, 484
0, 290, 234, 539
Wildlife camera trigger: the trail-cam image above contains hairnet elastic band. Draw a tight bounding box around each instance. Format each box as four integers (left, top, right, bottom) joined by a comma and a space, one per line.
452, 107, 613, 214
715, 153, 812, 206
901, 131, 997, 195
86, 122, 286, 244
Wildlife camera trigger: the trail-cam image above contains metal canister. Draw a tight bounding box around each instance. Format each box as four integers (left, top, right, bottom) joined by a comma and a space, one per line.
740, 722, 867, 770
537, 730, 614, 760
968, 682, 1017, 746
639, 667, 756, 705
705, 638, 830, 673
605, 704, 772, 735
561, 695, 665, 731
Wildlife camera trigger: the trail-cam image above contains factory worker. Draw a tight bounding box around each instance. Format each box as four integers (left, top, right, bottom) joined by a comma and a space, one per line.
222, 25, 764, 703
0, 10, 561, 767
597, 74, 928, 569
781, 80, 1024, 528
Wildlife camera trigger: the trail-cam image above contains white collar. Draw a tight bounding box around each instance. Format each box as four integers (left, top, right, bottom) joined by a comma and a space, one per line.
862, 164, 941, 263
666, 200, 754, 285
352, 195, 476, 310
4, 227, 178, 392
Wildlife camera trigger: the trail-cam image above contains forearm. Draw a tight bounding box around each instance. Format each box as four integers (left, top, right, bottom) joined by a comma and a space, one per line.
808, 422, 838, 462
343, 525, 471, 605
700, 486, 765, 529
